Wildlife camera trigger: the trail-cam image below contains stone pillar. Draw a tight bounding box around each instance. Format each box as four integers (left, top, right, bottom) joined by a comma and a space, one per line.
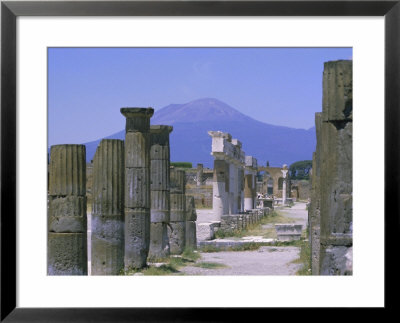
168, 169, 186, 254
91, 139, 124, 275
212, 159, 229, 220
244, 156, 258, 211
48, 144, 87, 275
196, 163, 203, 186
185, 195, 197, 249
148, 125, 173, 261
318, 60, 353, 275
281, 164, 288, 205
121, 107, 154, 269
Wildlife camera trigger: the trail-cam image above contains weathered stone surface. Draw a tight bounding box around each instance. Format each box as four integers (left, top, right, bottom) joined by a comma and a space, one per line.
185, 221, 197, 249
48, 232, 87, 275
170, 194, 185, 222
275, 224, 303, 241
170, 169, 185, 194
120, 107, 154, 132
49, 145, 86, 196
125, 132, 149, 168
48, 195, 86, 217
150, 159, 169, 190
150, 190, 170, 223
148, 222, 170, 260
91, 234, 124, 275
49, 214, 86, 233
322, 60, 352, 122
185, 195, 197, 221
168, 222, 186, 255
122, 108, 153, 269
124, 209, 150, 269
92, 139, 124, 216
197, 222, 219, 241
125, 167, 150, 208
311, 60, 353, 276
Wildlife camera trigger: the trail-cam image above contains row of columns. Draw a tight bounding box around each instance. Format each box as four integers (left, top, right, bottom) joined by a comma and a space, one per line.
48, 107, 196, 275
208, 131, 258, 221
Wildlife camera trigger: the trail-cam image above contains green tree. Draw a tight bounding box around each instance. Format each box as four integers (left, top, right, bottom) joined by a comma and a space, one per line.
289, 160, 312, 180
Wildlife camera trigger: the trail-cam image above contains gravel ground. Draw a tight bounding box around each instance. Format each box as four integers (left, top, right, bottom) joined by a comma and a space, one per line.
181, 246, 302, 275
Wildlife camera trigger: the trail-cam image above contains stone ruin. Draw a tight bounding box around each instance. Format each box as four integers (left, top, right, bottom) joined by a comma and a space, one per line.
48, 107, 197, 275
309, 60, 353, 275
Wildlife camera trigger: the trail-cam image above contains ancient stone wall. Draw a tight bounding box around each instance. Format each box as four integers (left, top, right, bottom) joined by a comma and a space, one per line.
311, 60, 353, 275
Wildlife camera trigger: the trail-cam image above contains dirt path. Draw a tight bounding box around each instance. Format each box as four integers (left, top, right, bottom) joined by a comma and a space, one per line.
182, 202, 308, 275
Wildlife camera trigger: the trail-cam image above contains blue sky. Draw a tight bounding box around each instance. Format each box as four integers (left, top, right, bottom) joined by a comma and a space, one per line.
48, 47, 352, 146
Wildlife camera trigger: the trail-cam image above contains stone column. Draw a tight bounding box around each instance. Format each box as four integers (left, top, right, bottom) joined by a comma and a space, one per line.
168, 169, 186, 254
91, 139, 124, 275
319, 60, 353, 275
196, 164, 203, 186
48, 144, 87, 275
281, 165, 288, 205
185, 195, 197, 249
212, 159, 229, 220
148, 125, 173, 261
244, 156, 258, 211
121, 107, 154, 269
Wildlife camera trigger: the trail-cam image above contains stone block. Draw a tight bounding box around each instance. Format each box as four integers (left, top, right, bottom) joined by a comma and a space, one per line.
168, 221, 186, 254
275, 224, 303, 241
48, 232, 87, 275
150, 159, 169, 190
125, 132, 150, 168
49, 144, 86, 196
170, 169, 185, 194
125, 168, 150, 208
124, 209, 150, 269
148, 222, 170, 260
91, 234, 124, 275
150, 144, 169, 160
196, 222, 215, 241
48, 196, 87, 233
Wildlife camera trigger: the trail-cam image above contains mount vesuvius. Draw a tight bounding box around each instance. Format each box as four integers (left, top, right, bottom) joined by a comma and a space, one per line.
81, 98, 316, 168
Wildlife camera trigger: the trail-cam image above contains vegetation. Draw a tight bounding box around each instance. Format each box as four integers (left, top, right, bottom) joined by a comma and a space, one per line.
193, 262, 228, 269
120, 247, 201, 276
289, 160, 312, 180
292, 239, 312, 275
171, 162, 192, 168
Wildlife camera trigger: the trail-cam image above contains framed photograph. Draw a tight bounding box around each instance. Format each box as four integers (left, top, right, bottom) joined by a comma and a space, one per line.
1, 0, 398, 321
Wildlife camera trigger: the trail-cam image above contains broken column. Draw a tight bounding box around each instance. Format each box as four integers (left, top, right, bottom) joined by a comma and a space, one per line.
196, 163, 203, 186
121, 107, 154, 269
91, 139, 124, 275
244, 156, 258, 211
185, 195, 197, 249
148, 125, 173, 260
168, 169, 186, 254
48, 144, 87, 275
231, 139, 245, 213
318, 60, 353, 275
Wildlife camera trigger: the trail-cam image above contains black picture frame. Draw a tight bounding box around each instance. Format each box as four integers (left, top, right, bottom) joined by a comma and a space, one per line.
1, 0, 398, 321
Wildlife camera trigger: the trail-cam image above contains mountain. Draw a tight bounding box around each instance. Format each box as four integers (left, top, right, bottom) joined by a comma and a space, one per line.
82, 98, 316, 168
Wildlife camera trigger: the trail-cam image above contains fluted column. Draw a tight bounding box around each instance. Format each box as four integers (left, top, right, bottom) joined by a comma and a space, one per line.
148, 125, 173, 260
48, 144, 87, 275
168, 169, 186, 254
121, 107, 154, 269
91, 139, 124, 275
185, 195, 197, 249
